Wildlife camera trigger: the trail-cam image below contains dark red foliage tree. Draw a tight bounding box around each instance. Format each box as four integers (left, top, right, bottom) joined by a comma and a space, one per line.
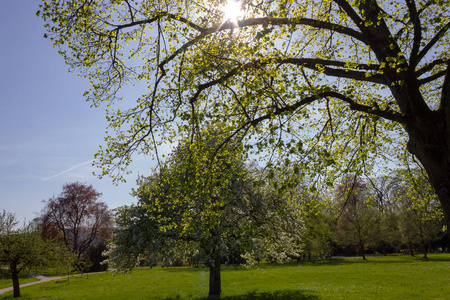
42, 182, 112, 263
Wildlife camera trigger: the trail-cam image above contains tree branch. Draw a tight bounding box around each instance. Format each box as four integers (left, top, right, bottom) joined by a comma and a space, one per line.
332, 0, 365, 34
405, 0, 422, 68
157, 15, 369, 74
245, 91, 405, 129
417, 70, 446, 86
322, 91, 405, 123
282, 58, 385, 84
415, 58, 448, 77
417, 21, 450, 63
439, 62, 450, 112
187, 58, 385, 107
112, 12, 206, 33
215, 17, 368, 44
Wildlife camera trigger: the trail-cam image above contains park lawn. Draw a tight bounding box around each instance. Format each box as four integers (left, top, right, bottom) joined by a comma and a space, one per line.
1, 254, 449, 299
0, 269, 39, 290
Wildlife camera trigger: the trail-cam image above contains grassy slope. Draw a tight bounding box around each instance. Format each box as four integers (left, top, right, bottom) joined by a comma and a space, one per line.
0, 269, 39, 290
1, 254, 449, 299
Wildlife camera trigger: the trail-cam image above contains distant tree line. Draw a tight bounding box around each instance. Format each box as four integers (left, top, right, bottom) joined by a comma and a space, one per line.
298, 169, 448, 261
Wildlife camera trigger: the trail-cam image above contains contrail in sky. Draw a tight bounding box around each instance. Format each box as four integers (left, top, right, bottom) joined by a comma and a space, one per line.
43, 160, 93, 181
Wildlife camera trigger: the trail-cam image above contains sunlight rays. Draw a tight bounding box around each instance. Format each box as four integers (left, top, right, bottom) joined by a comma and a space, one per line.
221, 0, 244, 23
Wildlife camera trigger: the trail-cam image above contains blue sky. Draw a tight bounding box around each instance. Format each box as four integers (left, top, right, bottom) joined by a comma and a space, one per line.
0, 1, 153, 223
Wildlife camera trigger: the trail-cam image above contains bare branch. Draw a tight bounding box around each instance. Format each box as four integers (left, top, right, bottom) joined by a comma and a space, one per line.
124, 0, 135, 22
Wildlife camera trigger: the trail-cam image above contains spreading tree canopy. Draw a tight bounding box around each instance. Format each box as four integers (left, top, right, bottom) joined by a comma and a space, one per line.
38, 0, 450, 224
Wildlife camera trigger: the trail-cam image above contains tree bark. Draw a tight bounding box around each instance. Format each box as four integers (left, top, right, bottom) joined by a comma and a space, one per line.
208, 257, 221, 298
423, 244, 428, 259
360, 242, 366, 260
10, 263, 20, 298
405, 112, 450, 228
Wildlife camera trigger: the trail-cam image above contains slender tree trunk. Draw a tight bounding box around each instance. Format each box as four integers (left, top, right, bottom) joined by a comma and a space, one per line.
408, 244, 415, 257
359, 237, 366, 260
208, 257, 221, 298
423, 244, 428, 259
10, 263, 20, 298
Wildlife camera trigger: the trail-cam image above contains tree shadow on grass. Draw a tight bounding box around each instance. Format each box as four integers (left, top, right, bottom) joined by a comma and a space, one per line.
162, 290, 320, 300
424, 255, 450, 262
262, 255, 449, 268
221, 289, 320, 299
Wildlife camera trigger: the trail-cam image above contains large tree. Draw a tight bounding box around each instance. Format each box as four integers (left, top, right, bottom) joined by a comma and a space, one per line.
107, 131, 301, 297
39, 0, 450, 224
42, 182, 112, 266
0, 210, 74, 298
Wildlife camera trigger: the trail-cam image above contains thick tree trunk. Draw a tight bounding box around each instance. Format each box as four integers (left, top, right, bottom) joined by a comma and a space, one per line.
10, 263, 20, 298
405, 113, 450, 228
208, 258, 221, 298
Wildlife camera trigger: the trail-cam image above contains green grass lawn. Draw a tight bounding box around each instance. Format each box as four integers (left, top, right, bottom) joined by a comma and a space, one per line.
1, 254, 449, 299
0, 269, 39, 290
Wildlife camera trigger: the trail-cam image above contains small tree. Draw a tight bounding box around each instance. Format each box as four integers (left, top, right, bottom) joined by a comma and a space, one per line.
0, 210, 75, 298
42, 182, 112, 269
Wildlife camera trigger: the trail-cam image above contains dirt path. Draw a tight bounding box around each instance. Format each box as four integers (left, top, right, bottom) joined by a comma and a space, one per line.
0, 275, 65, 295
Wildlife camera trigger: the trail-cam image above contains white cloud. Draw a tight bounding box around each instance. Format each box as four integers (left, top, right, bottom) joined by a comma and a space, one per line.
42, 160, 93, 182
